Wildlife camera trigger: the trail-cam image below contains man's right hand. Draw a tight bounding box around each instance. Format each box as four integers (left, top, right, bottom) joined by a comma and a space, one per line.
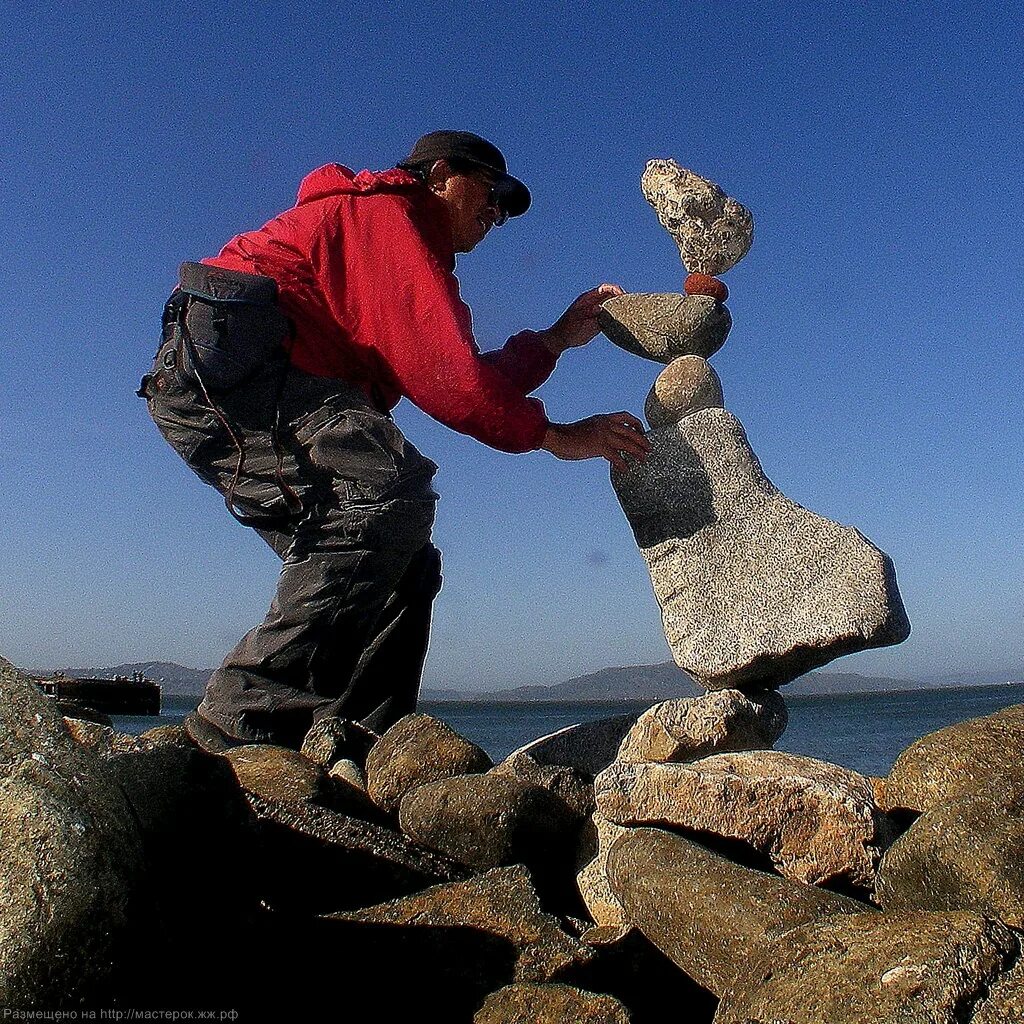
541, 413, 651, 473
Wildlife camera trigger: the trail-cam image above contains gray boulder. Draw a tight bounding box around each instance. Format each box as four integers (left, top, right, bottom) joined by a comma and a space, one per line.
0, 657, 145, 1006
876, 791, 1024, 926
640, 159, 753, 276
474, 982, 632, 1023
616, 689, 787, 764
606, 828, 865, 994
715, 911, 1020, 1024
506, 713, 639, 778
599, 293, 731, 363
644, 355, 724, 428
613, 408, 910, 690
883, 703, 1024, 813
366, 713, 493, 814
598, 751, 891, 894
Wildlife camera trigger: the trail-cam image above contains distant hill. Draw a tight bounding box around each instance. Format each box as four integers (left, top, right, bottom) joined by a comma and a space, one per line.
33, 659, 1024, 701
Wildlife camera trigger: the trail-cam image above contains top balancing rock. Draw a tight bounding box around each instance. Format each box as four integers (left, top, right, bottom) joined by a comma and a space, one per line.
641, 159, 753, 277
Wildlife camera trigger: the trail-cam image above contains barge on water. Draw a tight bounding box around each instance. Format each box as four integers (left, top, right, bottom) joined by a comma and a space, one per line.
38, 672, 161, 716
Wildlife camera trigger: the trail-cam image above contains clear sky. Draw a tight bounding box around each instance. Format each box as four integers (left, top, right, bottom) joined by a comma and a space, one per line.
2, 1, 1021, 689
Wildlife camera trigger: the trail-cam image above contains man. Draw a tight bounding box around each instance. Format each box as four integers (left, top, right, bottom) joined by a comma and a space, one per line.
141, 131, 649, 755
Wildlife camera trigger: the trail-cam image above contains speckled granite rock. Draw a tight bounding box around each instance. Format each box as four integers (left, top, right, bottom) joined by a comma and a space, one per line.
491, 752, 595, 823
607, 828, 865, 994
599, 752, 890, 894
616, 689, 787, 764
613, 408, 910, 690
715, 911, 1020, 1024
598, 293, 731, 363
505, 713, 639, 778
327, 865, 594, 983
640, 159, 753, 276
876, 791, 1024, 926
575, 811, 631, 929
366, 713, 493, 813
883, 703, 1024, 813
62, 717, 152, 757
0, 657, 145, 1006
644, 355, 724, 428
301, 717, 379, 770
246, 792, 469, 914
474, 982, 632, 1023
224, 743, 332, 804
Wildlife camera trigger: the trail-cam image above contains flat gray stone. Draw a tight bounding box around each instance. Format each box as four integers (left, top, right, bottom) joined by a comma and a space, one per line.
598, 752, 890, 893
606, 828, 865, 994
506, 713, 640, 778
715, 911, 1020, 1024
598, 293, 731, 363
876, 791, 1024, 927
641, 159, 753, 276
613, 408, 911, 690
883, 703, 1024, 813
645, 355, 724, 428
616, 689, 787, 764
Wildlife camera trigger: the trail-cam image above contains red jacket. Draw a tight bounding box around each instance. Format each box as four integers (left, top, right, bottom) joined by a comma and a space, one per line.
203, 164, 557, 453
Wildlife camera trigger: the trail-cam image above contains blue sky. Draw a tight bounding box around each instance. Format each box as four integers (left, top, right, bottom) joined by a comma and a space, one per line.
1, 1, 1021, 689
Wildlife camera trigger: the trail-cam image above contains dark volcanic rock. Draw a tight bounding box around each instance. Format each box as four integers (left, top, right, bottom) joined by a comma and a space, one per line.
715, 911, 1020, 1024
366, 713, 493, 813
606, 827, 866, 995
0, 657, 145, 1007
246, 792, 470, 914
883, 703, 1024, 812
474, 982, 632, 1023
876, 791, 1024, 926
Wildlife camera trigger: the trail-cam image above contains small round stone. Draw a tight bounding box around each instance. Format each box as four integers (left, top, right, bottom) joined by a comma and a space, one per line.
684, 272, 729, 302
644, 356, 724, 428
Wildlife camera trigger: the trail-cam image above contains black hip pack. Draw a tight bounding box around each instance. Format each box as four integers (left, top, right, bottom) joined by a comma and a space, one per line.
175, 262, 292, 392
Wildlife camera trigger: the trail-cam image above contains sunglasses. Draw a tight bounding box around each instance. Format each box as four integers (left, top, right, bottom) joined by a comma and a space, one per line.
472, 172, 512, 226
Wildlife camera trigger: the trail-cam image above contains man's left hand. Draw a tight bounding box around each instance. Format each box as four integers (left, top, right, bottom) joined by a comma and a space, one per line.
543, 283, 625, 355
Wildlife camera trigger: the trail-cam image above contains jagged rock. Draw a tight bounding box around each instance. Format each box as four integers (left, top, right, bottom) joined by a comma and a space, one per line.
491, 751, 594, 822
598, 752, 890, 893
974, 958, 1024, 1023
0, 657, 145, 1006
575, 811, 631, 929
876, 791, 1024, 926
883, 703, 1024, 813
62, 718, 152, 756
139, 722, 196, 749
613, 408, 910, 690
474, 982, 632, 1023
644, 355, 724, 428
598, 293, 731, 363
327, 758, 375, 815
398, 773, 579, 896
616, 689, 787, 764
506, 713, 639, 778
58, 699, 112, 726
366, 713, 493, 813
327, 866, 594, 983
301, 717, 379, 769
714, 911, 1020, 1024
640, 160, 753, 276
246, 792, 470, 914
606, 828, 865, 994
223, 743, 333, 804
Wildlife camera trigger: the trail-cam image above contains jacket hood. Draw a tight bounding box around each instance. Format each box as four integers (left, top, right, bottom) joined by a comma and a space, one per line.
296, 164, 420, 205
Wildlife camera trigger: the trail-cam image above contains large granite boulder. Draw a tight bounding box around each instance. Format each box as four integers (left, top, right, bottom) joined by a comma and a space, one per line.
613, 408, 910, 690
598, 752, 891, 894
883, 703, 1024, 813
505, 713, 639, 778
876, 791, 1024, 926
246, 792, 470, 914
615, 689, 787, 764
715, 911, 1020, 1024
606, 828, 865, 994
0, 657, 145, 1006
599, 293, 731, 363
490, 752, 595, 823
575, 811, 632, 929
474, 982, 632, 1023
366, 713, 493, 814
640, 159, 753, 276
644, 355, 724, 428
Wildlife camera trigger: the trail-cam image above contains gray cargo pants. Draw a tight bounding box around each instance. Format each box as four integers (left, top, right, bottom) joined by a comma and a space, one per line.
141, 286, 441, 748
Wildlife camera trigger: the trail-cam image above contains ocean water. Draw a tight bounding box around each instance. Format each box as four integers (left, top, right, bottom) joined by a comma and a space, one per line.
114, 682, 1024, 778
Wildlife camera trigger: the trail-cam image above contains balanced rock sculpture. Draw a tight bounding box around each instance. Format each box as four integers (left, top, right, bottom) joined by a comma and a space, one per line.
604, 160, 910, 690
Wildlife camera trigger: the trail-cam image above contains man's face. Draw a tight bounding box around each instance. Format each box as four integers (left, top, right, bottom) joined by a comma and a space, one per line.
429, 162, 506, 253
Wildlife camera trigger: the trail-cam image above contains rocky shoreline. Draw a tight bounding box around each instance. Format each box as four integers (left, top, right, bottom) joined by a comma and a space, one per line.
3, 654, 1023, 1021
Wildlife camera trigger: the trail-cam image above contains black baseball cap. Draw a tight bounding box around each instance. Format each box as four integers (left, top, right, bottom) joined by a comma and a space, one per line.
400, 130, 531, 217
